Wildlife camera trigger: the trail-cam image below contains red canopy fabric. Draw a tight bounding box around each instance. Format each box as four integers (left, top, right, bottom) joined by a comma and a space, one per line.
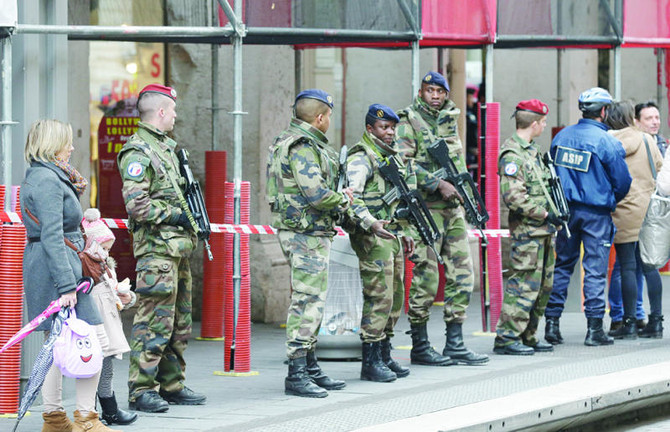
421, 0, 497, 47
623, 0, 670, 47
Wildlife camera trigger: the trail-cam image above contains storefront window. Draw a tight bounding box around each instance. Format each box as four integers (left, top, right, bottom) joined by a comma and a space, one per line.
88, 0, 165, 281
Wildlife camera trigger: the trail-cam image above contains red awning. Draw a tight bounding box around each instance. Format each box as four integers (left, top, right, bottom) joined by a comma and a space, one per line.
623, 0, 670, 47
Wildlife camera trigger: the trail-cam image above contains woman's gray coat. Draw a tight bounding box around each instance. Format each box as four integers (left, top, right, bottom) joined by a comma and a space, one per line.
21, 161, 102, 331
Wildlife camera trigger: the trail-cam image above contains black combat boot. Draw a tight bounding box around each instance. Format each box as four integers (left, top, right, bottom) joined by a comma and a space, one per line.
584, 317, 614, 346
639, 314, 663, 339
544, 316, 563, 345
380, 338, 409, 378
129, 390, 169, 413
306, 350, 346, 390
98, 393, 138, 425
608, 320, 622, 336
285, 356, 328, 398
609, 316, 637, 340
443, 322, 489, 365
409, 323, 454, 366
361, 342, 397, 382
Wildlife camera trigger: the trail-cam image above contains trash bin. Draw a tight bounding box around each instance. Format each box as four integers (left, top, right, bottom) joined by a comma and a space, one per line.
317, 234, 363, 360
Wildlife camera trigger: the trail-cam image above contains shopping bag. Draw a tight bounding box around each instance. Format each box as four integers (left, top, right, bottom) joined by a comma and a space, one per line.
639, 192, 670, 269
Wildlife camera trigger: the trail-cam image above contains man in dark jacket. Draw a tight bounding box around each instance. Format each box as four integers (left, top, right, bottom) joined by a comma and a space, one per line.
544, 87, 632, 347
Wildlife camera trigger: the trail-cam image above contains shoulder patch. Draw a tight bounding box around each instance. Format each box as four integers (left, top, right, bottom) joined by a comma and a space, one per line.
126, 161, 144, 178
504, 162, 518, 176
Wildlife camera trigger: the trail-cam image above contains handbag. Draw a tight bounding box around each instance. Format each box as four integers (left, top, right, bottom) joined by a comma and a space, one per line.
25, 207, 110, 283
639, 135, 670, 268
53, 308, 103, 378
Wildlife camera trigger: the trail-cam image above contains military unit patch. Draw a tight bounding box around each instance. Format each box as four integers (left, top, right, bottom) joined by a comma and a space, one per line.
127, 161, 144, 178
504, 162, 518, 176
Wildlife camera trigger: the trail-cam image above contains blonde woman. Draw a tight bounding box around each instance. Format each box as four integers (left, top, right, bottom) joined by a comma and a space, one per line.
20, 119, 119, 432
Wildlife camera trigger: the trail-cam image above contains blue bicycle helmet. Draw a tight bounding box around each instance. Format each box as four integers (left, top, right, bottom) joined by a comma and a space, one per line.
578, 87, 613, 113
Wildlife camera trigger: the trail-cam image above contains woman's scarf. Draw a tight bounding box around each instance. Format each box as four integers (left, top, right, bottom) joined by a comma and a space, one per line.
53, 158, 88, 196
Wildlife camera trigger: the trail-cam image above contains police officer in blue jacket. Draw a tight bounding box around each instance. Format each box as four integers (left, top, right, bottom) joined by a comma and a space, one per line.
544, 88, 632, 347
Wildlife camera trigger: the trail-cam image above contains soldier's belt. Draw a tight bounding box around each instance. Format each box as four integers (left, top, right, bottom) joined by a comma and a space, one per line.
0, 210, 511, 238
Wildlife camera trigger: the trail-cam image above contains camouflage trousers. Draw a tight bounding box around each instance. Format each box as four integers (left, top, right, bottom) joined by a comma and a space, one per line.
278, 230, 331, 359
128, 254, 192, 401
408, 206, 473, 325
495, 234, 555, 346
349, 233, 405, 343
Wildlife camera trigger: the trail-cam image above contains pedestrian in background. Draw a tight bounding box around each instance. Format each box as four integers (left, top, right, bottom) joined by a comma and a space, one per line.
396, 71, 489, 366
494, 99, 558, 355
544, 88, 632, 347
265, 89, 354, 398
605, 101, 663, 339
635, 101, 667, 156
21, 119, 117, 431
118, 84, 206, 413
345, 104, 414, 382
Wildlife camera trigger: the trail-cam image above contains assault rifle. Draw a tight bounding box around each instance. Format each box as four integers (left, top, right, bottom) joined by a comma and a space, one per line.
543, 152, 571, 238
177, 149, 214, 261
427, 139, 489, 243
379, 157, 443, 264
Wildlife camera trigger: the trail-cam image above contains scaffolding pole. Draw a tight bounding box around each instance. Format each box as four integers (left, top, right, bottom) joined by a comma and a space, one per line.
1, 33, 15, 212
216, 0, 247, 369
15, 24, 415, 44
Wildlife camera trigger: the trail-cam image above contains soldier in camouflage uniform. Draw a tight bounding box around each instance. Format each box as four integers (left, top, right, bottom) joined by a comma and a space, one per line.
117, 84, 206, 413
345, 104, 415, 383
265, 89, 354, 398
396, 71, 489, 366
494, 99, 560, 355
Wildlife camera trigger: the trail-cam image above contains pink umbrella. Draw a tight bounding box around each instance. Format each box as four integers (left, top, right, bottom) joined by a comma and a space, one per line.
0, 277, 94, 356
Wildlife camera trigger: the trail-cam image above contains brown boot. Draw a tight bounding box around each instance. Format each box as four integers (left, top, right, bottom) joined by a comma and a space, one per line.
42, 410, 73, 432
72, 410, 121, 432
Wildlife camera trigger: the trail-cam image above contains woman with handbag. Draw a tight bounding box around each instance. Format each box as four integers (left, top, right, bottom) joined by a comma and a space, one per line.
605, 102, 664, 339
21, 119, 119, 432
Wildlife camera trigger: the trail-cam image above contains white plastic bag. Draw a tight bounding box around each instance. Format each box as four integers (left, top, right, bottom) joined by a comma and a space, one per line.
639, 192, 670, 269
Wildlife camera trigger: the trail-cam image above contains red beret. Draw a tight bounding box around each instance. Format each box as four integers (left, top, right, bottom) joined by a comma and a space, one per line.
139, 84, 177, 101
515, 99, 548, 115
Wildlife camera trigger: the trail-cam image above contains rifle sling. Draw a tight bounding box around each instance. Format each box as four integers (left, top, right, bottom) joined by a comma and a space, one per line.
133, 131, 199, 234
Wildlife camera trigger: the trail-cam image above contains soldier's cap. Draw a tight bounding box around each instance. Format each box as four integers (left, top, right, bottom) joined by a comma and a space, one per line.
295, 89, 334, 108
366, 104, 400, 123
514, 99, 549, 116
139, 84, 177, 101
422, 71, 450, 92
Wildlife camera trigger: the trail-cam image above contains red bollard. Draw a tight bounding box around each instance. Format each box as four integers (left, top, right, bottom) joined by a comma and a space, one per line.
200, 151, 227, 340
484, 102, 503, 333
0, 224, 26, 413
223, 182, 251, 373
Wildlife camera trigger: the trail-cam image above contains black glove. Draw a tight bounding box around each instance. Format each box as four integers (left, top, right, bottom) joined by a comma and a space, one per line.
546, 212, 563, 227
175, 212, 192, 230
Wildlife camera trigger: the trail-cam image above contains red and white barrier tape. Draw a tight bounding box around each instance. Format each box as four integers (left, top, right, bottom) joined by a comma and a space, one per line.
1, 211, 510, 238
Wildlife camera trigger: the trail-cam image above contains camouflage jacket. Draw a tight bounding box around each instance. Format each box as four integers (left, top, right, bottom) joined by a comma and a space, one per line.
396, 96, 468, 208
117, 121, 197, 258
265, 118, 350, 236
345, 131, 415, 235
498, 133, 557, 237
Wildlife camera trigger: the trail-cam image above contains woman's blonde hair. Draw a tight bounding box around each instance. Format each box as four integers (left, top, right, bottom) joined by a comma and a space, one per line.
24, 119, 73, 163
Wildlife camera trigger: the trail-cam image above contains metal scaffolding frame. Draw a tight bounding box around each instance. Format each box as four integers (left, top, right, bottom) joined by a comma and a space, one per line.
0, 0, 647, 342
0, 0, 423, 359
